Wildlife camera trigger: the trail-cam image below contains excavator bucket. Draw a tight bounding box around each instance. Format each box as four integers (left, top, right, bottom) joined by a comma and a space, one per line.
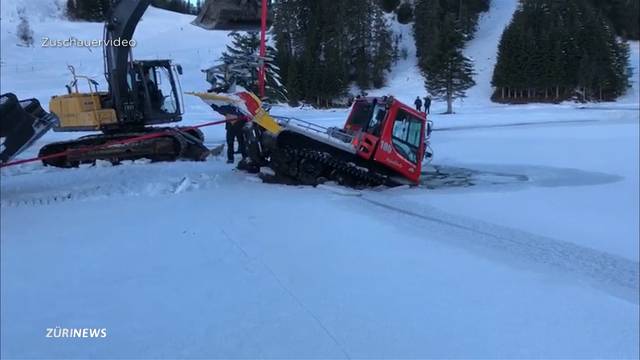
0, 93, 58, 163
192, 0, 272, 31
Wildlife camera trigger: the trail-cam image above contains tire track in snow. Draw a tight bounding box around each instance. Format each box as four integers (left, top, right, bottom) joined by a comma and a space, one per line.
358, 193, 640, 304
220, 229, 352, 359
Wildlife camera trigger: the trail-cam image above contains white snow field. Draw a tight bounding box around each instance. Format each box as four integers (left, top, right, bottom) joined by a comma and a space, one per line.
1, 0, 639, 358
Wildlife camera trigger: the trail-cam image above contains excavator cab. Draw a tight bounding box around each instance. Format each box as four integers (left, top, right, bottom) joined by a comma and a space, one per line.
130, 60, 184, 126
50, 60, 184, 132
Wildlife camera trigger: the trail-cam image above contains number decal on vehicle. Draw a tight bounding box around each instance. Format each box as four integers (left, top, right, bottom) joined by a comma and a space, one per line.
380, 141, 392, 154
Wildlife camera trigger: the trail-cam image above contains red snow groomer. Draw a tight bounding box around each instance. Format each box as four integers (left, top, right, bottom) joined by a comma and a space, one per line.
341, 96, 433, 184
193, 93, 433, 187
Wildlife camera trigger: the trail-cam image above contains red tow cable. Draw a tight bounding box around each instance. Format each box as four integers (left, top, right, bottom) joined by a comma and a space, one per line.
0, 119, 229, 168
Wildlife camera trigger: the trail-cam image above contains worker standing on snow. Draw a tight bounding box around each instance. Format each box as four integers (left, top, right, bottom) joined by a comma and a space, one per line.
424, 96, 432, 114
414, 96, 423, 112
207, 101, 248, 164
226, 115, 247, 164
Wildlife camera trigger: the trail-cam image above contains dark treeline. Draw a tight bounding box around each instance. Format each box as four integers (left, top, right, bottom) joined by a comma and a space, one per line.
272, 0, 394, 107
65, 0, 634, 106
151, 0, 203, 15
415, 0, 489, 53
492, 0, 631, 103
414, 0, 489, 113
66, 0, 110, 21
586, 0, 639, 40
66, 0, 202, 22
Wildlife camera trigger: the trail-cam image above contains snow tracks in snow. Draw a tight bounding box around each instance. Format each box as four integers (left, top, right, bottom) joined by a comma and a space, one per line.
357, 191, 639, 305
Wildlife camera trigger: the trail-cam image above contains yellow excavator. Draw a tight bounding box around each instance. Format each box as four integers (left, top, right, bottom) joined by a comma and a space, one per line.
0, 0, 268, 167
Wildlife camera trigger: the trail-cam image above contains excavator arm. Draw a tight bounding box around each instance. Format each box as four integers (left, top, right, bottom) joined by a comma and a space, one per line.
103, 0, 151, 124
104, 0, 270, 125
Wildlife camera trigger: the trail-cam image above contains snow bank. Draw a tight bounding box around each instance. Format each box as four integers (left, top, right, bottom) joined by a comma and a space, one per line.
0, 0, 65, 22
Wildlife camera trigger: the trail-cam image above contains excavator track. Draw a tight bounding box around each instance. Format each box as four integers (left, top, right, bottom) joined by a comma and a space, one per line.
269, 146, 387, 187
38, 128, 209, 168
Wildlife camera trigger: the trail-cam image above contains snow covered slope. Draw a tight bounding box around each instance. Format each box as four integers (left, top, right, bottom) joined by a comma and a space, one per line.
366, 17, 425, 105
462, 0, 519, 107
0, 0, 64, 22
368, 0, 520, 110
1, 1, 639, 358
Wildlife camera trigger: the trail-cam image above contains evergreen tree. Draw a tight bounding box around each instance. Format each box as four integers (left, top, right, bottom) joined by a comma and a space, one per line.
380, 0, 401, 13
151, 0, 197, 15
272, 0, 393, 107
372, 6, 394, 87
422, 14, 475, 113
456, 0, 490, 39
414, 0, 487, 113
396, 2, 414, 24
66, 0, 198, 21
66, 0, 110, 21
66, 0, 78, 19
194, 0, 204, 14
349, 0, 376, 90
16, 7, 34, 47
491, 0, 631, 103
585, 0, 639, 39
208, 32, 287, 102
272, 0, 308, 105
413, 0, 441, 59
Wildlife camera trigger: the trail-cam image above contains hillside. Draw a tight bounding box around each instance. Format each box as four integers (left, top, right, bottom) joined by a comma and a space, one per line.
1, 0, 638, 112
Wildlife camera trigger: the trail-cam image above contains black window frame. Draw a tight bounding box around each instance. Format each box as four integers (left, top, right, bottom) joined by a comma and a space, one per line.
391, 109, 423, 164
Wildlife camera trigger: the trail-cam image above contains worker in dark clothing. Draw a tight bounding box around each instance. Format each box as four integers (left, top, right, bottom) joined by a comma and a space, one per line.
206, 102, 248, 164
138, 72, 162, 112
424, 96, 432, 114
226, 114, 247, 164
414, 96, 423, 112
148, 79, 164, 111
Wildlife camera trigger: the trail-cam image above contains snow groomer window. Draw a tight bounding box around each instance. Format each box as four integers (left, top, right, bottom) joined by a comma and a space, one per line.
368, 104, 387, 136
392, 110, 422, 163
349, 101, 374, 129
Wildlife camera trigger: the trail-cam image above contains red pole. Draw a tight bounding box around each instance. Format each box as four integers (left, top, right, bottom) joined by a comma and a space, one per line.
258, 0, 267, 99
